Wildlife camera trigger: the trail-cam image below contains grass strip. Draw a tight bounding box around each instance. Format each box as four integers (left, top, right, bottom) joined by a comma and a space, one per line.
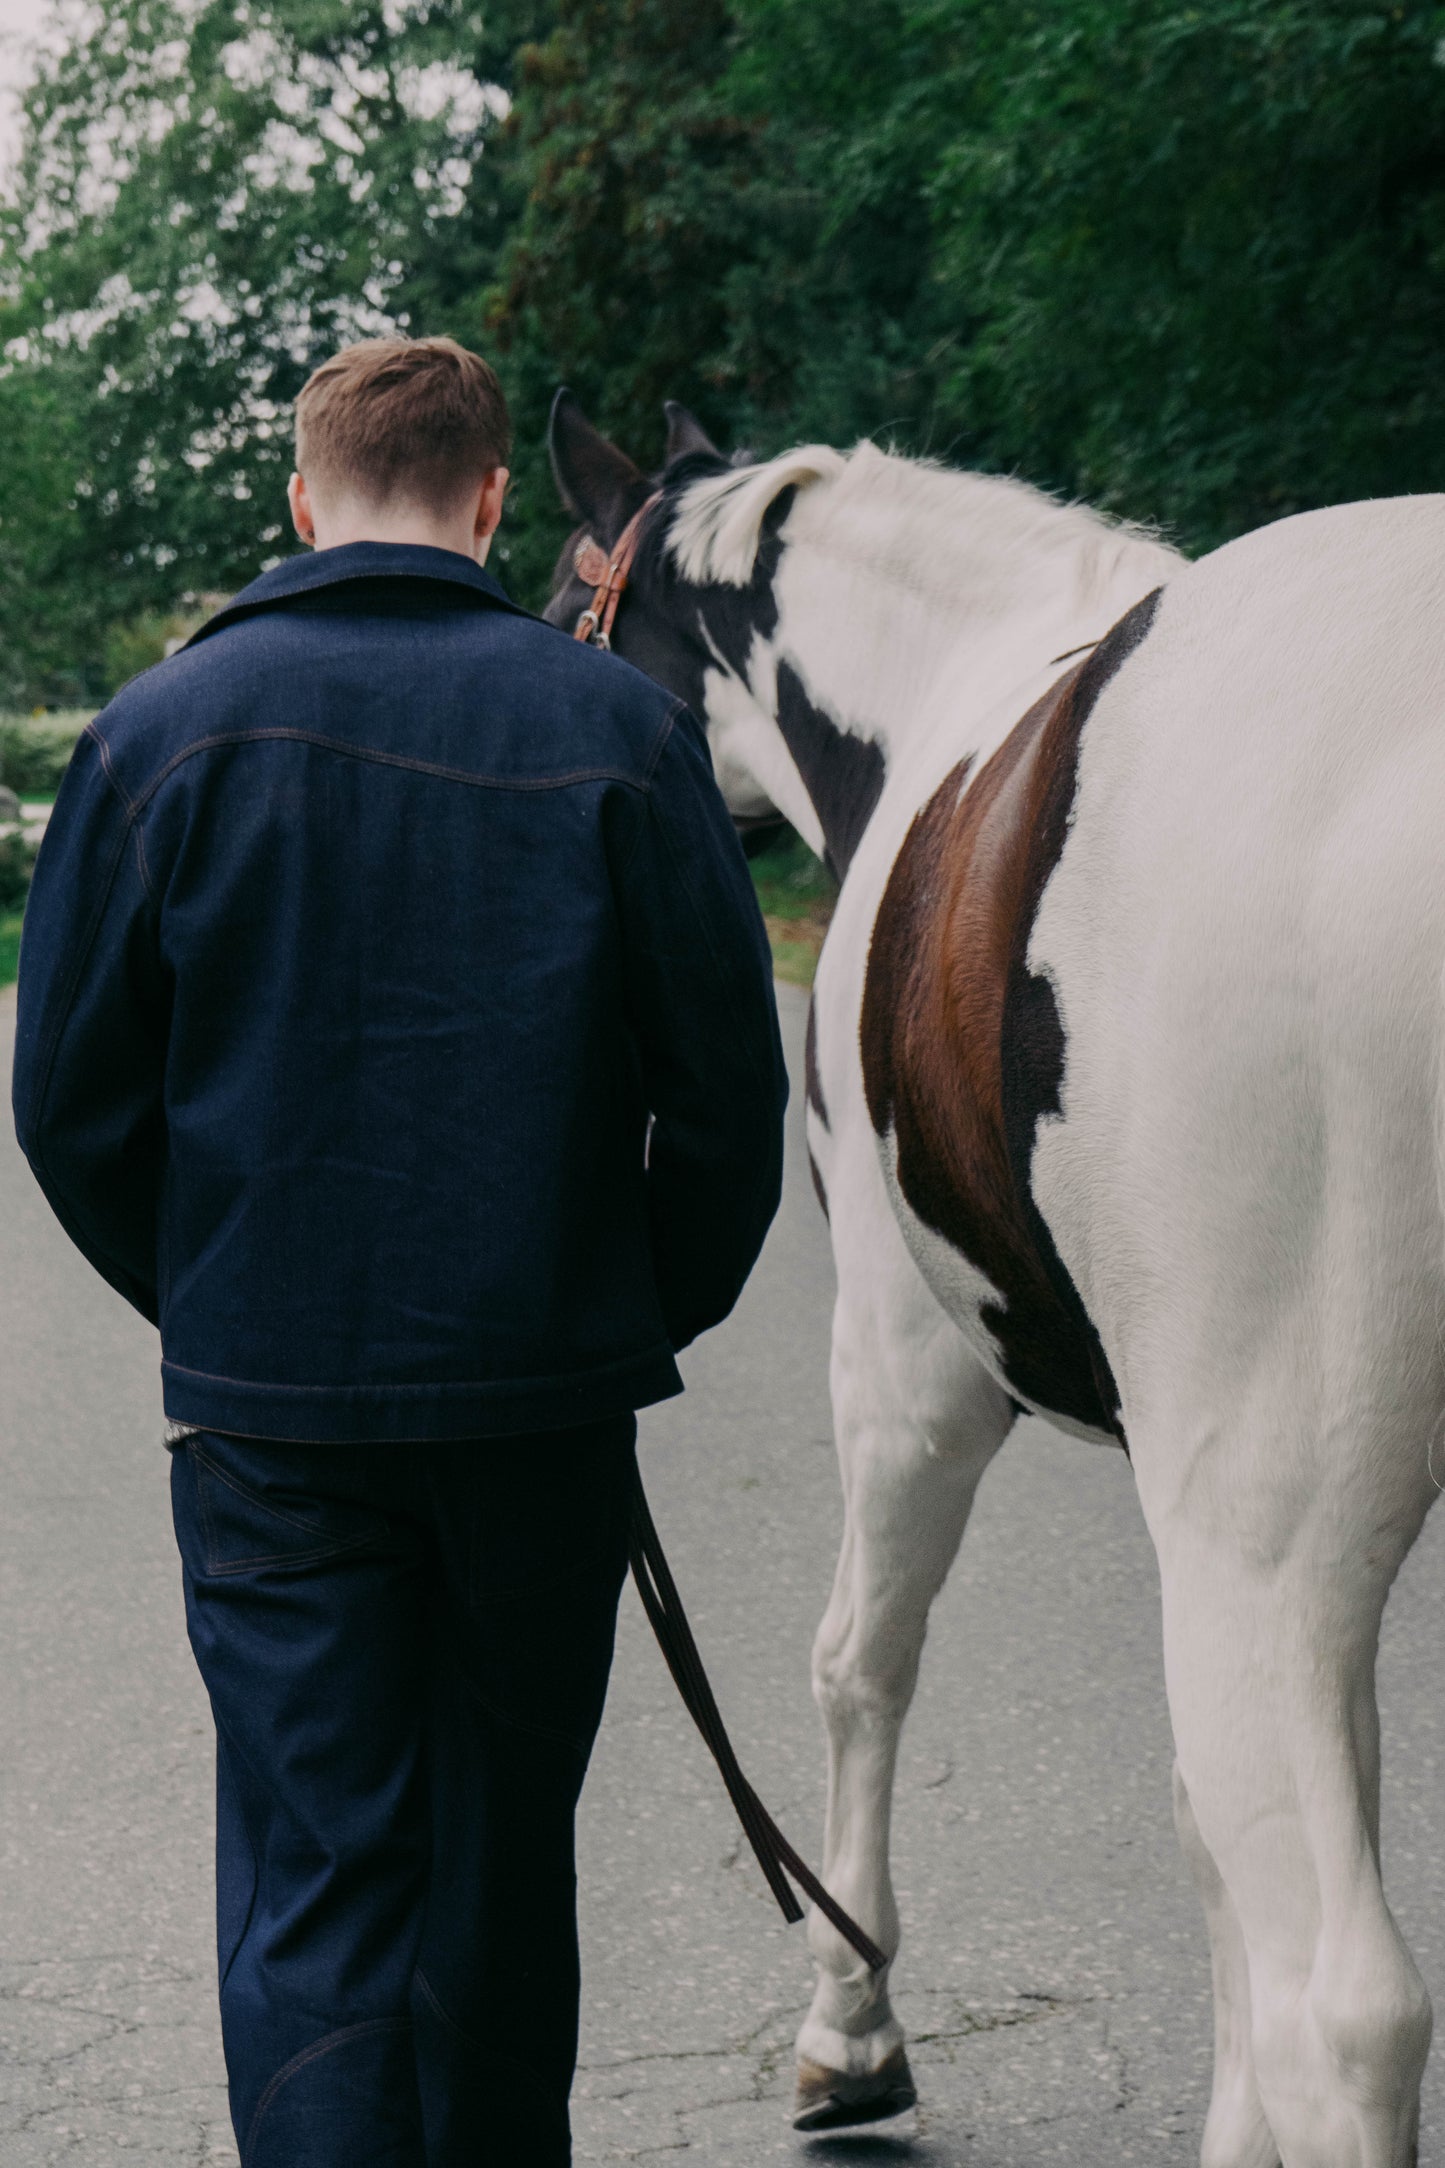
0, 912, 22, 989
749, 829, 836, 988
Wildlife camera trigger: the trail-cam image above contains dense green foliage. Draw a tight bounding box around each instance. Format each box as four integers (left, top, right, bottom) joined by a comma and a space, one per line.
3, 0, 1444, 694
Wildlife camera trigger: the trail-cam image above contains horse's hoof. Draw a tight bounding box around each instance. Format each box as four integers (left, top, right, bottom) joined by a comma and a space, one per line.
792, 2046, 917, 2132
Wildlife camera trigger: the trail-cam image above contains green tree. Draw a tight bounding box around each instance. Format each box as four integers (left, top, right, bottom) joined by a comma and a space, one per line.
482, 0, 776, 598
733, 0, 1445, 548
488, 0, 955, 597
7, 0, 1445, 696
0, 349, 93, 700
0, 0, 544, 694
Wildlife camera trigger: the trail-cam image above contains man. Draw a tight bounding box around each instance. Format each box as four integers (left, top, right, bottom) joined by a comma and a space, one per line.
12, 336, 787, 2166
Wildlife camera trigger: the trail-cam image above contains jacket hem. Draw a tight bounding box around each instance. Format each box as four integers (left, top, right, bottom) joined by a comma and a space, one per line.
160, 1346, 683, 1443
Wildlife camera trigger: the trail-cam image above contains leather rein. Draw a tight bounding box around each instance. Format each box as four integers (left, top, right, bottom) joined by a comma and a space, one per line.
571, 492, 663, 649
568, 493, 886, 1970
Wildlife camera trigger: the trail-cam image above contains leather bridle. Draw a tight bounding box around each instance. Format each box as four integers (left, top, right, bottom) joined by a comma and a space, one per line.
568, 489, 796, 865
571, 492, 662, 649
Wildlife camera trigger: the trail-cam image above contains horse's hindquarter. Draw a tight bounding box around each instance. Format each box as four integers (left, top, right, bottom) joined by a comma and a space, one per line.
1028, 497, 1445, 1503
853, 598, 1167, 1441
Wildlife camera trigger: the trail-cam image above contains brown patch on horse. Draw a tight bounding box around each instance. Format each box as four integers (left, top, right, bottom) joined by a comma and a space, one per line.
861, 590, 1162, 1436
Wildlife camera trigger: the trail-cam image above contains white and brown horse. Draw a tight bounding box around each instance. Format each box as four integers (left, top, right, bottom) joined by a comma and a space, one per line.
548, 391, 1445, 2168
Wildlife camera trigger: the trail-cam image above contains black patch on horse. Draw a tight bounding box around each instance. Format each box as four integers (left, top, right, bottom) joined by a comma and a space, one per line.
999, 587, 1163, 1440
775, 661, 886, 883
804, 996, 829, 1131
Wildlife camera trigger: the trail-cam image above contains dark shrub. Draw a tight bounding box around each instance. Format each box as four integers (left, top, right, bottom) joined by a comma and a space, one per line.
0, 830, 36, 912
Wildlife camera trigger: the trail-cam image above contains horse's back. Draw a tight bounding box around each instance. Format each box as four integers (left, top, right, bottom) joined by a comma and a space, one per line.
1032, 494, 1445, 1477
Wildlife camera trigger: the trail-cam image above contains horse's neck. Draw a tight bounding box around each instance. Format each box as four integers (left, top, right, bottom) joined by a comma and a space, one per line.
755, 460, 1179, 876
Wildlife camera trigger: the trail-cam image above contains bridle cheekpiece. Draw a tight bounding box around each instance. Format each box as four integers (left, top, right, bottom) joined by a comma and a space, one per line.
571, 491, 662, 650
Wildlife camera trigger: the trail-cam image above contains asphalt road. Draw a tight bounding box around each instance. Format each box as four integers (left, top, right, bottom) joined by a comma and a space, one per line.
4, 974, 1445, 2166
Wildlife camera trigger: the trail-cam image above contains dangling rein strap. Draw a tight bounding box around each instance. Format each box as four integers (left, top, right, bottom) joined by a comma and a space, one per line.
628, 1463, 887, 1973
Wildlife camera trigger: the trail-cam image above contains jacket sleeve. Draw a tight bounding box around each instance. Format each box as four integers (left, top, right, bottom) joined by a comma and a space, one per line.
10, 724, 167, 1324
617, 703, 789, 1351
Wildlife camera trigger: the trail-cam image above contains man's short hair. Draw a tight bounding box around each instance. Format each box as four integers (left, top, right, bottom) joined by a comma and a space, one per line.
295, 336, 512, 513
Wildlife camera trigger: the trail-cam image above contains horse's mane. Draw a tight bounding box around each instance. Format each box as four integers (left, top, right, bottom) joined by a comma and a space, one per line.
666, 438, 1180, 609
667, 446, 849, 585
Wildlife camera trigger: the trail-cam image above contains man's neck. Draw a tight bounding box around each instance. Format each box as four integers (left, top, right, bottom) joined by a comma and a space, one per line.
313, 511, 489, 562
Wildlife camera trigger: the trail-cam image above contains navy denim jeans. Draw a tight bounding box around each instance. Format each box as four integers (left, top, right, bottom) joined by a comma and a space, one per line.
169, 1416, 636, 2167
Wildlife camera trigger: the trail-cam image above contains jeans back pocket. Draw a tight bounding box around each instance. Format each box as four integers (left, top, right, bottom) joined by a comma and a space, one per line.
178, 1436, 387, 1578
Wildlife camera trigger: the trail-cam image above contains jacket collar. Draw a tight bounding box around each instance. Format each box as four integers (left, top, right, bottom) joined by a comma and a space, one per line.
187, 541, 530, 647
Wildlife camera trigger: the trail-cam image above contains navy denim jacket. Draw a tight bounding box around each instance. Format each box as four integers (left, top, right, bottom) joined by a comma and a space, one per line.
12, 543, 787, 1441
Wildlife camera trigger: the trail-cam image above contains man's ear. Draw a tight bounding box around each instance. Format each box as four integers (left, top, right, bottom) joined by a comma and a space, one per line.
473, 467, 509, 557
548, 388, 651, 547
288, 472, 316, 547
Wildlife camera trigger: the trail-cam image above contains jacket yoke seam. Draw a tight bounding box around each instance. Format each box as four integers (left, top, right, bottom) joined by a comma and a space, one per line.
129, 727, 656, 815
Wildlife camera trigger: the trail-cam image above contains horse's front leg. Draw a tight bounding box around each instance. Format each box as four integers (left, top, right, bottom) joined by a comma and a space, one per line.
794, 1192, 1016, 2129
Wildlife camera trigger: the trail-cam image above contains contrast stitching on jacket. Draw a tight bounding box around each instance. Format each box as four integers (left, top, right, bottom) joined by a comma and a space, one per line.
160, 1340, 675, 1394
641, 699, 685, 789
85, 720, 139, 821
83, 717, 153, 901
130, 728, 658, 814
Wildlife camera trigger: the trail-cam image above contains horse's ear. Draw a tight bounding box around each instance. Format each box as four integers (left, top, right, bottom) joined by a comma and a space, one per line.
548, 388, 649, 547
663, 399, 721, 468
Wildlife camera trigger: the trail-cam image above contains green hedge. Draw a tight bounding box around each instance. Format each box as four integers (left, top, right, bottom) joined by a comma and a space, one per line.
0, 712, 90, 796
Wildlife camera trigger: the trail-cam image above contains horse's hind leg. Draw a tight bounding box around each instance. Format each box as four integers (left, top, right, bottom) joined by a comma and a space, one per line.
1173, 1763, 1279, 2168
1138, 1397, 1436, 2168
793, 1229, 1015, 2130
